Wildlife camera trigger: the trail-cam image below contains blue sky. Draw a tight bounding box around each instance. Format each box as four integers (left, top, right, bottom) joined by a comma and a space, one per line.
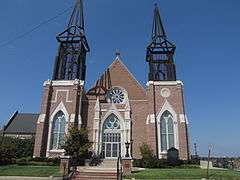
0, 0, 240, 157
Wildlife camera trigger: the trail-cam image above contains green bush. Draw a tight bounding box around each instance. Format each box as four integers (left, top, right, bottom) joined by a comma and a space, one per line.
89, 155, 102, 166
62, 127, 92, 157
31, 157, 60, 166
16, 157, 28, 166
134, 143, 184, 168
0, 136, 34, 165
15, 138, 34, 158
0, 137, 17, 165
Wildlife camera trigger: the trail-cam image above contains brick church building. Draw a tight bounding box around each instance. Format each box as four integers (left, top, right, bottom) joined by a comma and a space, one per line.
33, 0, 190, 160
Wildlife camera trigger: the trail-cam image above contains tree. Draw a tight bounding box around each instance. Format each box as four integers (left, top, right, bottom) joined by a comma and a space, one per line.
0, 136, 16, 165
15, 138, 34, 158
62, 127, 92, 158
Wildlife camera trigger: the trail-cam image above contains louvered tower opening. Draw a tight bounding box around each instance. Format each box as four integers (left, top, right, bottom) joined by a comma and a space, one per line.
52, 0, 90, 81
146, 4, 176, 81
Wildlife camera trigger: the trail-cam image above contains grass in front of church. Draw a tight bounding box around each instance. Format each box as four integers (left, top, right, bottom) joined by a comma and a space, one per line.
0, 165, 62, 177
126, 167, 240, 179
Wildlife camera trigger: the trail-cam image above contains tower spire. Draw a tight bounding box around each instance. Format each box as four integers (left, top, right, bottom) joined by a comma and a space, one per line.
52, 0, 90, 81
152, 3, 166, 39
146, 4, 176, 81
68, 0, 84, 31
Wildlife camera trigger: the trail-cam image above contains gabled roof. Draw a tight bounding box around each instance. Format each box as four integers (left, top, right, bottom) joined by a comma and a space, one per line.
88, 55, 146, 100
3, 111, 39, 135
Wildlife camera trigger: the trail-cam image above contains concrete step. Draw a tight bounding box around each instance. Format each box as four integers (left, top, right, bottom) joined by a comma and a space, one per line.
100, 159, 118, 168
72, 171, 117, 180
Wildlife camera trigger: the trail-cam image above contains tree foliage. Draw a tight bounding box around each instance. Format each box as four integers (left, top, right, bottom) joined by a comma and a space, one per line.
62, 127, 92, 158
0, 137, 16, 165
0, 136, 34, 165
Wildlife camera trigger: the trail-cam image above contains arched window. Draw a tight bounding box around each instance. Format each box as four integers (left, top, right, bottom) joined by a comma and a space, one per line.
160, 111, 175, 152
104, 114, 120, 130
51, 111, 66, 150
102, 114, 121, 158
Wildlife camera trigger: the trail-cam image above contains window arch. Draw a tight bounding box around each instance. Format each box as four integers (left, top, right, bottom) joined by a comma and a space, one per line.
103, 114, 121, 130
160, 111, 175, 152
102, 114, 121, 158
51, 111, 66, 150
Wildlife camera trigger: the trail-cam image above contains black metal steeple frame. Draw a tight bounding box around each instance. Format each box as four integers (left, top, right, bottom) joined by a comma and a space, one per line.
146, 4, 176, 81
53, 0, 90, 81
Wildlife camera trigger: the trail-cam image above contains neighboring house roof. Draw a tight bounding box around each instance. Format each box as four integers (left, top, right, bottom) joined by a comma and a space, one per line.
3, 111, 39, 135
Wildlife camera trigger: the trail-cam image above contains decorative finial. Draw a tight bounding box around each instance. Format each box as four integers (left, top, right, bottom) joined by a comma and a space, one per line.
115, 50, 121, 57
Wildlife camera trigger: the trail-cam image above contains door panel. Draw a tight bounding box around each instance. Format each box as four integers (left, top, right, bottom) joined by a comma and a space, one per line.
102, 133, 121, 158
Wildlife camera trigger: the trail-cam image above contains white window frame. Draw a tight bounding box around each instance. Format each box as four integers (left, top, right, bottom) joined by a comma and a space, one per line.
51, 112, 66, 150
157, 100, 179, 159
46, 101, 69, 157
160, 113, 174, 152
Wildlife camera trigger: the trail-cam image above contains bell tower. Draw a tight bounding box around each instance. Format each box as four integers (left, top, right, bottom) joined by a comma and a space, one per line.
33, 0, 90, 158
52, 0, 89, 81
146, 4, 176, 81
146, 4, 190, 160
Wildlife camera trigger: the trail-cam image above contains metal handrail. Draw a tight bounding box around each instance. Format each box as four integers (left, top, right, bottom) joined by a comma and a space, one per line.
117, 156, 123, 180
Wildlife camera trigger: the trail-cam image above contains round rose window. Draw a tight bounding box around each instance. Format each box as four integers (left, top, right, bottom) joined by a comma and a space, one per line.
108, 87, 125, 104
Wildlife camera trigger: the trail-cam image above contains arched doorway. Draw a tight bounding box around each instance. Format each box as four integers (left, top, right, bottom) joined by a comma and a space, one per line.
102, 114, 121, 159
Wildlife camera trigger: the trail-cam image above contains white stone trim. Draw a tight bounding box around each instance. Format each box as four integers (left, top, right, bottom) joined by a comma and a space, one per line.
70, 114, 75, 123
179, 114, 185, 123
100, 109, 127, 112
51, 90, 72, 103
157, 100, 179, 158
146, 80, 184, 86
179, 114, 189, 125
146, 114, 155, 124
44, 79, 84, 87
46, 101, 69, 157
83, 99, 148, 103
37, 114, 46, 124
93, 102, 131, 159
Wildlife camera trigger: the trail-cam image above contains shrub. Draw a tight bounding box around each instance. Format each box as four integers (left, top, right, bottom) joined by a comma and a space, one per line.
89, 155, 102, 166
31, 157, 60, 166
62, 127, 92, 163
0, 136, 16, 165
139, 143, 159, 168
135, 143, 184, 168
16, 157, 28, 165
15, 138, 34, 158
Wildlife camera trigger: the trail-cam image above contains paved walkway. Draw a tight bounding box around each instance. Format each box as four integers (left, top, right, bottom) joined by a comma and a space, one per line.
0, 177, 62, 180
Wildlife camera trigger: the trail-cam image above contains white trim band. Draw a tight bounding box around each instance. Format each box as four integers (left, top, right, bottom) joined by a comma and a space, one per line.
43, 79, 84, 87
146, 80, 184, 86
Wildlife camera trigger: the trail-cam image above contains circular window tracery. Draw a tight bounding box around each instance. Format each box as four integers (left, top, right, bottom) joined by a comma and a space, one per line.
104, 114, 120, 130
107, 87, 125, 104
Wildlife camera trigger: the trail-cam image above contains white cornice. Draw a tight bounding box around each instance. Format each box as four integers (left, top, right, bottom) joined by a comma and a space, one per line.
146, 80, 184, 87
43, 79, 84, 87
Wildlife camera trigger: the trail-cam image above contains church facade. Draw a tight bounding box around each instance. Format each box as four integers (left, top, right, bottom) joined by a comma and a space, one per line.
33, 0, 190, 160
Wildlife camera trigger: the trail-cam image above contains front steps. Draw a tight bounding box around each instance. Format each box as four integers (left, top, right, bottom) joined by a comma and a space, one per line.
71, 171, 117, 180
71, 159, 118, 180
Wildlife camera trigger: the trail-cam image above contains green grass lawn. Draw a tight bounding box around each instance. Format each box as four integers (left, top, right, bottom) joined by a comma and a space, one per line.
126, 168, 240, 179
0, 165, 62, 177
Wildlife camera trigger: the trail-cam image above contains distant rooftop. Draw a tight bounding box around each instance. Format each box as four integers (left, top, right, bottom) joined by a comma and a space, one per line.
2, 111, 39, 135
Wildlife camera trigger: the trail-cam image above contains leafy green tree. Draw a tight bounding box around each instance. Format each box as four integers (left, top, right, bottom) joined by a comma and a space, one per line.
62, 127, 92, 158
0, 136, 16, 165
15, 138, 34, 158
139, 143, 160, 168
